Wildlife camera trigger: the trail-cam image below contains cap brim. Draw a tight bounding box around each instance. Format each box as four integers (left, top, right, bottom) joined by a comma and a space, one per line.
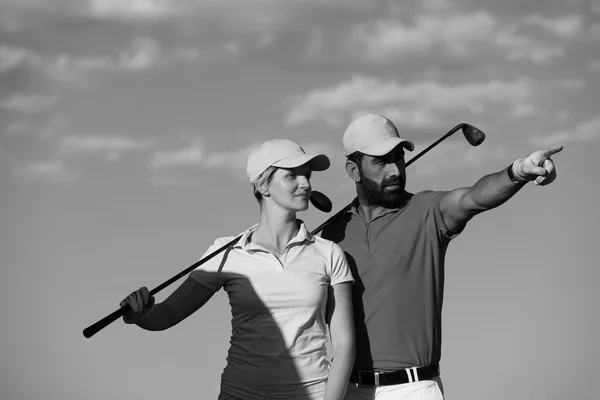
272, 153, 330, 171
359, 137, 414, 156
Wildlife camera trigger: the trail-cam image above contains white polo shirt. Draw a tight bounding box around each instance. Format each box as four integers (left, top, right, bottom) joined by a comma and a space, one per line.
190, 221, 354, 400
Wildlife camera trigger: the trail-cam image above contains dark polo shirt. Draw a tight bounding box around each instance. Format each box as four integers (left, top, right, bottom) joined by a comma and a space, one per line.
321, 190, 459, 372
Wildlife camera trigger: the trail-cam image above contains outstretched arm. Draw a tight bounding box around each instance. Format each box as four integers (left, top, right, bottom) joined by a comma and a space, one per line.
440, 145, 563, 233
324, 282, 355, 400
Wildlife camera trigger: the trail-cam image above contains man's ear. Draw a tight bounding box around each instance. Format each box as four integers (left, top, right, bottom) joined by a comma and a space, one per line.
345, 159, 361, 183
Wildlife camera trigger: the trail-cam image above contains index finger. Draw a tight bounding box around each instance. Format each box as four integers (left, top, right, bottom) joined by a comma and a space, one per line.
539, 145, 563, 159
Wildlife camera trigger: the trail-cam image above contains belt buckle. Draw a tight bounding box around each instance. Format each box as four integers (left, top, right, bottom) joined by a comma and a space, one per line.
374, 371, 380, 386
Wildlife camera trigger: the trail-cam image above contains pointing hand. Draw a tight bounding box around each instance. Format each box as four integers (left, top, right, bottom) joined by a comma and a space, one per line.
512, 145, 563, 186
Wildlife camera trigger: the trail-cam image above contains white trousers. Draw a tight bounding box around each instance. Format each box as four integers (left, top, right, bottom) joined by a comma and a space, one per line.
344, 377, 444, 400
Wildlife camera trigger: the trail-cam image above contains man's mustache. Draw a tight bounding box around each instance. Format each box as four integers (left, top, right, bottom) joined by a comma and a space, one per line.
381, 178, 403, 187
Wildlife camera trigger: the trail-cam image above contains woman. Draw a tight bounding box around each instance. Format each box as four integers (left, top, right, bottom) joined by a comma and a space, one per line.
121, 139, 355, 400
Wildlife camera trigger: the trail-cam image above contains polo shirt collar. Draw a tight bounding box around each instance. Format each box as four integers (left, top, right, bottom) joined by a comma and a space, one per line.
235, 219, 315, 250
347, 197, 400, 222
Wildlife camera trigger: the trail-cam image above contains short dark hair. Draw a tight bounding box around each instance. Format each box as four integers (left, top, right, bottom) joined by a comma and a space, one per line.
346, 152, 365, 173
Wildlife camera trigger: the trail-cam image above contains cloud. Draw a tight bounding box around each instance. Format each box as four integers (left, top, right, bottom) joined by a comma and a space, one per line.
493, 25, 564, 63
149, 138, 341, 184
349, 11, 570, 64
556, 78, 585, 92
0, 93, 58, 114
116, 37, 199, 71
589, 59, 600, 72
0, 45, 40, 72
0, 39, 201, 82
286, 75, 536, 129
86, 0, 175, 19
58, 134, 157, 161
54, 37, 201, 78
150, 141, 205, 169
411, 141, 510, 175
530, 116, 600, 147
350, 11, 497, 59
14, 160, 81, 184
150, 139, 255, 174
522, 15, 583, 38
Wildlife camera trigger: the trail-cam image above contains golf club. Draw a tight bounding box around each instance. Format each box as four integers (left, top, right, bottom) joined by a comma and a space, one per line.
83, 190, 332, 338
309, 190, 333, 213
404, 123, 485, 168
309, 123, 486, 235
84, 123, 484, 339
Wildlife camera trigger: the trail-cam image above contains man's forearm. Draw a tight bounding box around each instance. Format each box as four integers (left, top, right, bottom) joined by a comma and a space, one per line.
467, 165, 527, 213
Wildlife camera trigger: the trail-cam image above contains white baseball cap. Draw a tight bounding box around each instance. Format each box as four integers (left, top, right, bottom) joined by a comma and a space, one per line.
246, 139, 330, 184
343, 114, 415, 156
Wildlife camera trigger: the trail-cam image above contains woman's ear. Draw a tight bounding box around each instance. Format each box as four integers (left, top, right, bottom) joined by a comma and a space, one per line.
257, 181, 270, 197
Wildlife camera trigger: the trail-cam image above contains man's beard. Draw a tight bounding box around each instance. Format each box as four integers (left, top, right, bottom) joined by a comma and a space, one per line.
357, 173, 408, 209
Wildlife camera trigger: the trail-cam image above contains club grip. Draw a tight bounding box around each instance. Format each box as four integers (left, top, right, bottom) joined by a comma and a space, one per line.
83, 305, 128, 338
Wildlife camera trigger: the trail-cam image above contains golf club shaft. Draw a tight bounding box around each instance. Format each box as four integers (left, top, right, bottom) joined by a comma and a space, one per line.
310, 123, 466, 235
82, 236, 242, 338
404, 123, 464, 168
83, 124, 470, 338
83, 188, 331, 338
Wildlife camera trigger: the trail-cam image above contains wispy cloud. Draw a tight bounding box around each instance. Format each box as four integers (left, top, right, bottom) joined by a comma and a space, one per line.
13, 160, 81, 184
522, 15, 583, 38
0, 39, 201, 82
349, 10, 574, 64
530, 115, 600, 147
411, 141, 510, 175
350, 11, 496, 60
58, 134, 157, 161
149, 138, 341, 185
0, 93, 58, 114
85, 0, 176, 19
286, 75, 536, 129
0, 45, 38, 72
150, 139, 255, 174
589, 59, 600, 72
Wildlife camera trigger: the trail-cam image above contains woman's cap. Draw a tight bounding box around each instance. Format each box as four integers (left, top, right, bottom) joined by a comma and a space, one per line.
246, 139, 330, 184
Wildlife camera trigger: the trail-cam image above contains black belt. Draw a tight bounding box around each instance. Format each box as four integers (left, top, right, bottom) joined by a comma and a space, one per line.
349, 364, 440, 386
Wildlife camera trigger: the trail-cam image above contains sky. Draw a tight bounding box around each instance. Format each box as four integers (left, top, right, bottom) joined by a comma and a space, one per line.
1, 0, 599, 399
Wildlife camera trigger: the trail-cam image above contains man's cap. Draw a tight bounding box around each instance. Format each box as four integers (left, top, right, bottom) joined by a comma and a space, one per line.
246, 139, 330, 184
343, 114, 415, 156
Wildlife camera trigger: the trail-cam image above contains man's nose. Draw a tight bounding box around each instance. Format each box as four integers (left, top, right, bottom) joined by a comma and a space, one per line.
386, 163, 401, 177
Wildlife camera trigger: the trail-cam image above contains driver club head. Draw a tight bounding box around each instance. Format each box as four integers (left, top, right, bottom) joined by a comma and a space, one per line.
310, 190, 332, 213
461, 124, 486, 146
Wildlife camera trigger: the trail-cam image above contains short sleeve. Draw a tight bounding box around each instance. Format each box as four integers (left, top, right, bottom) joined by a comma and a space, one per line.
328, 242, 355, 286
188, 236, 235, 292
424, 190, 463, 242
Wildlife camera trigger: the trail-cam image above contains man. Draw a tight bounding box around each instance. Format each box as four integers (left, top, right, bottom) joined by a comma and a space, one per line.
321, 114, 562, 400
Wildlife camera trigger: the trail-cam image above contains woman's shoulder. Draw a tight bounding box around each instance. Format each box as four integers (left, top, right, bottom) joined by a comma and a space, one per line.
312, 234, 345, 256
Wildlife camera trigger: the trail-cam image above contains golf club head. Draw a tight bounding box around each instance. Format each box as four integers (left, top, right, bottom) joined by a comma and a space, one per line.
461, 124, 486, 146
310, 190, 332, 213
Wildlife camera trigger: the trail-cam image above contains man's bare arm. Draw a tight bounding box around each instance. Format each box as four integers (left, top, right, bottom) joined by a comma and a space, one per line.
440, 145, 563, 233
